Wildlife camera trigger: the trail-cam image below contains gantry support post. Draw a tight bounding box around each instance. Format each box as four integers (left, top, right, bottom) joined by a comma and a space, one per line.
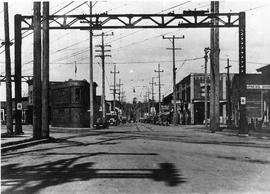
238, 12, 248, 136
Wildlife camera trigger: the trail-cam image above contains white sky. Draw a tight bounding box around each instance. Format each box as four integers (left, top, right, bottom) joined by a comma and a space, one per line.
1, 0, 270, 102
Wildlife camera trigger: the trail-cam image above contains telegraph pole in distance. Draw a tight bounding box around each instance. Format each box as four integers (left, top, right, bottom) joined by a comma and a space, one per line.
163, 34, 184, 125
225, 58, 232, 127
150, 77, 156, 101
95, 32, 113, 122
110, 64, 120, 115
147, 87, 150, 115
3, 2, 13, 134
154, 63, 164, 113
149, 77, 156, 115
118, 79, 123, 109
204, 47, 210, 128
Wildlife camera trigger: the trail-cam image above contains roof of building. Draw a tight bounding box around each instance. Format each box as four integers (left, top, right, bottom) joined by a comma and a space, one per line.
176, 72, 231, 86
256, 64, 270, 74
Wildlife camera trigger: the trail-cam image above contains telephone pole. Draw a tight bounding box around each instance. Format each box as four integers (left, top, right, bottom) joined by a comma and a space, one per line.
204, 47, 210, 128
118, 79, 123, 109
149, 77, 156, 115
110, 64, 120, 115
3, 2, 13, 134
89, 1, 94, 129
95, 32, 113, 122
210, 1, 220, 133
33, 2, 42, 139
163, 35, 184, 125
225, 58, 232, 127
154, 64, 164, 113
14, 14, 22, 134
149, 77, 156, 101
147, 87, 150, 115
41, 1, 49, 138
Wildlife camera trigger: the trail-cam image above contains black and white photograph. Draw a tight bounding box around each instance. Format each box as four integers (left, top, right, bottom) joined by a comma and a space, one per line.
1, 0, 270, 193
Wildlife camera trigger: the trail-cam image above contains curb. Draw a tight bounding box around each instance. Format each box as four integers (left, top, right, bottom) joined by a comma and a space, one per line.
1, 138, 51, 153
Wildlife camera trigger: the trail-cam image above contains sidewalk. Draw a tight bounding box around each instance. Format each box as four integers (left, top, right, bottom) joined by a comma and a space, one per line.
219, 126, 270, 139
1, 125, 50, 153
1, 125, 32, 146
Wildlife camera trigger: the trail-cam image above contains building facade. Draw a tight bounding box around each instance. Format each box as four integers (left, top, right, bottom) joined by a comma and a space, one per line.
232, 65, 270, 128
164, 73, 231, 125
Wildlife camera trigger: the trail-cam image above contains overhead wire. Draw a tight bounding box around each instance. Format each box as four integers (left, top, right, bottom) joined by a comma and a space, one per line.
19, 2, 90, 69
52, 1, 193, 63
0, 1, 76, 55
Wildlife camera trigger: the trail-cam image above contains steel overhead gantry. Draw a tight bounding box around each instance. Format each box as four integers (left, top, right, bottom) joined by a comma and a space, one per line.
21, 12, 241, 30
17, 9, 247, 135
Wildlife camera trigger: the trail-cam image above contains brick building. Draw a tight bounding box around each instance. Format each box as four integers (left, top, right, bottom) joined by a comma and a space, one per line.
164, 73, 231, 125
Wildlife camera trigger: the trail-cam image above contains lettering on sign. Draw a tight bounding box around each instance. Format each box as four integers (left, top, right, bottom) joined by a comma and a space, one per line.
247, 85, 270, 90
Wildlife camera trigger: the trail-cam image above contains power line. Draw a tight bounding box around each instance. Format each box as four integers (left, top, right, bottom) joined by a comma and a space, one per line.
39, 1, 194, 64
160, 1, 190, 13
0, 1, 86, 55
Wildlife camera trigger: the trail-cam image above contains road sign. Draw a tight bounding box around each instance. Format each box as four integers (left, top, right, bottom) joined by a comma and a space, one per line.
17, 103, 22, 110
240, 97, 246, 105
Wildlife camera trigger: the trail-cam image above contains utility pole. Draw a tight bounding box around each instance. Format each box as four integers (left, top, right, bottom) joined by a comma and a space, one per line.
14, 14, 22, 134
154, 63, 164, 113
225, 58, 232, 127
210, 1, 220, 133
149, 77, 156, 115
33, 2, 42, 139
163, 35, 184, 125
4, 2, 13, 134
149, 77, 156, 102
95, 32, 113, 122
118, 79, 123, 109
204, 47, 210, 128
120, 88, 125, 103
110, 64, 120, 115
89, 1, 94, 129
41, 1, 49, 138
147, 87, 150, 115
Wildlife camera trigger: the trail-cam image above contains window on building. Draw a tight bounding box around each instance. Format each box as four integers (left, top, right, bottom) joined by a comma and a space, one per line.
0, 109, 4, 121
75, 88, 81, 102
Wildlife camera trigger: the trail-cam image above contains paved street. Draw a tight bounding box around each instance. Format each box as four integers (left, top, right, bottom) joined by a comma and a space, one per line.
1, 123, 270, 194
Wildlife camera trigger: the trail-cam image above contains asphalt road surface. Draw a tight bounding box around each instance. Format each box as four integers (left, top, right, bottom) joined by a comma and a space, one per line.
1, 123, 270, 194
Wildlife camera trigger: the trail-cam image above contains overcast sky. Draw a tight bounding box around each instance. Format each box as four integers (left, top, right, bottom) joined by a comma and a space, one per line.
1, 0, 270, 102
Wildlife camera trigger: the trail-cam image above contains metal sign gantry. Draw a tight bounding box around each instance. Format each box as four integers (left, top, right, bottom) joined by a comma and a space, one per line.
13, 3, 247, 138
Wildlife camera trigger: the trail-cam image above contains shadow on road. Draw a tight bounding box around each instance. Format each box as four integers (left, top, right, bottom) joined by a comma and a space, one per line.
2, 153, 186, 194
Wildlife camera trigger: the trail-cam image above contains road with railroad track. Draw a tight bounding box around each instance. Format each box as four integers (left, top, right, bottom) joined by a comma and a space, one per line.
1, 123, 270, 194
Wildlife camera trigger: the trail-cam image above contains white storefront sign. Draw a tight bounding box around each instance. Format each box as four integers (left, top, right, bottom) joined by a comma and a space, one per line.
247, 84, 270, 90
